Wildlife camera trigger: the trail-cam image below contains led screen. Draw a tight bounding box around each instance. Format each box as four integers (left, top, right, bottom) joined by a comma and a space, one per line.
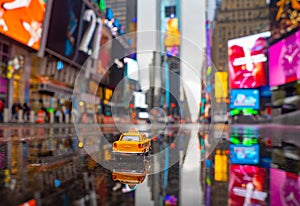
270, 0, 300, 42
47, 0, 103, 65
0, 0, 46, 50
228, 165, 268, 206
269, 30, 300, 87
230, 144, 259, 165
230, 89, 260, 110
270, 168, 300, 206
228, 32, 270, 89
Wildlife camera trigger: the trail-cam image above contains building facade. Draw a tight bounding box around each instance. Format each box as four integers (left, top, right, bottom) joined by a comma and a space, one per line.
211, 0, 269, 72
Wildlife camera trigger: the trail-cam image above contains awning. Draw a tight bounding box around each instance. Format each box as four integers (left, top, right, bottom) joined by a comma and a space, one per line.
38, 82, 74, 99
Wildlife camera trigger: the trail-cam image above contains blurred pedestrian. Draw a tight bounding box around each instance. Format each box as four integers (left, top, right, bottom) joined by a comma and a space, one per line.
0, 99, 3, 123
22, 103, 30, 122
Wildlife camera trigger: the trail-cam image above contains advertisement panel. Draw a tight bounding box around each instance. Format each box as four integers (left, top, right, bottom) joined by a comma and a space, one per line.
270, 0, 300, 42
214, 72, 228, 101
165, 17, 180, 57
47, 0, 102, 65
230, 89, 260, 110
269, 30, 300, 87
228, 32, 270, 89
97, 26, 112, 82
270, 168, 300, 206
228, 165, 268, 206
0, 0, 46, 50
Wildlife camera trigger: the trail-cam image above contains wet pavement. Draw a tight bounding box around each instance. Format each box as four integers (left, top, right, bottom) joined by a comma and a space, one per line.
0, 124, 299, 206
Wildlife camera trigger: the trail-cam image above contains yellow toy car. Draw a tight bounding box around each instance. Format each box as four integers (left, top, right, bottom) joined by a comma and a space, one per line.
112, 128, 151, 155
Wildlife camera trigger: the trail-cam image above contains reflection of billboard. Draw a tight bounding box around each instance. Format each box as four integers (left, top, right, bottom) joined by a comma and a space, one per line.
0, 0, 46, 50
269, 30, 300, 87
228, 165, 268, 206
270, 168, 300, 206
270, 0, 300, 42
230, 89, 260, 110
230, 144, 259, 165
228, 32, 270, 89
215, 72, 228, 101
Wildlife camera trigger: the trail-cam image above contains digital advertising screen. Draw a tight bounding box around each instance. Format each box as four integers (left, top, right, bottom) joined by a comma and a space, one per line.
230, 144, 259, 165
270, 168, 300, 206
0, 0, 46, 50
47, 0, 103, 65
270, 0, 300, 42
269, 30, 300, 87
228, 32, 270, 89
228, 165, 268, 206
230, 89, 260, 110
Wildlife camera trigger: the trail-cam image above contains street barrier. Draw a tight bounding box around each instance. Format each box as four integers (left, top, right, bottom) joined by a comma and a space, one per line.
3, 108, 8, 123
30, 111, 35, 123
18, 110, 23, 123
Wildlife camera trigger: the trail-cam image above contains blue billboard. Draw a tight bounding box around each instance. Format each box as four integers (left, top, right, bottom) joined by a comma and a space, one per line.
230, 89, 260, 110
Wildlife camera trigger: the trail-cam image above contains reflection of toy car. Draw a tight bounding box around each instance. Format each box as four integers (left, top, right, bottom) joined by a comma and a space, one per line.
113, 128, 151, 154
112, 155, 150, 185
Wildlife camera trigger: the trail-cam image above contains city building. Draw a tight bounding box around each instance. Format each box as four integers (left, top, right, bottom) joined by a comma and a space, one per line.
212, 0, 269, 71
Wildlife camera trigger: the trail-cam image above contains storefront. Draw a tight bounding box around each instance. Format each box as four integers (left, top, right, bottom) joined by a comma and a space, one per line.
29, 56, 78, 122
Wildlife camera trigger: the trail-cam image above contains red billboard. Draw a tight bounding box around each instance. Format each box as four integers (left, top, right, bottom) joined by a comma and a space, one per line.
228, 32, 270, 89
0, 0, 46, 50
228, 165, 268, 206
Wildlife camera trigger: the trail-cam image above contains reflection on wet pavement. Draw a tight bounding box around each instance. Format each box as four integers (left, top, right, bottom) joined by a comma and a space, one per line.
0, 124, 299, 205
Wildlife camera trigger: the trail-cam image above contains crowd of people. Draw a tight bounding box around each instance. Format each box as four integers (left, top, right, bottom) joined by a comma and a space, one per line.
9, 102, 71, 123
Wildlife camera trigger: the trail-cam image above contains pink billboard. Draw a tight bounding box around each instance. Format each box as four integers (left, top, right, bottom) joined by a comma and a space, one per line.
269, 30, 300, 87
270, 168, 300, 206
228, 32, 270, 89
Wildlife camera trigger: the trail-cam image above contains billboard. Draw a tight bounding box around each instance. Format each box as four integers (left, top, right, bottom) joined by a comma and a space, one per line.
0, 0, 46, 50
229, 135, 259, 165
214, 72, 228, 101
270, 168, 300, 206
230, 89, 260, 110
47, 0, 103, 65
165, 18, 180, 57
269, 30, 300, 87
270, 0, 300, 42
228, 165, 268, 206
228, 32, 270, 89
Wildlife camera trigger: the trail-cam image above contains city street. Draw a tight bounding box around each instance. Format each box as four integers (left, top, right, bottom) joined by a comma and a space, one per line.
0, 123, 299, 205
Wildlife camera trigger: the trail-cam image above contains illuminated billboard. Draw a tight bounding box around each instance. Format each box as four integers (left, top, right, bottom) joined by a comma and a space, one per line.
228, 165, 268, 206
269, 30, 300, 87
228, 32, 270, 89
214, 72, 228, 102
230, 89, 260, 110
270, 0, 300, 42
270, 168, 300, 206
0, 0, 46, 50
47, 0, 103, 65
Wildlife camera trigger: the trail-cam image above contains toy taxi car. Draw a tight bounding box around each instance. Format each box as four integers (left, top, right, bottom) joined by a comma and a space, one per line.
112, 128, 151, 155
